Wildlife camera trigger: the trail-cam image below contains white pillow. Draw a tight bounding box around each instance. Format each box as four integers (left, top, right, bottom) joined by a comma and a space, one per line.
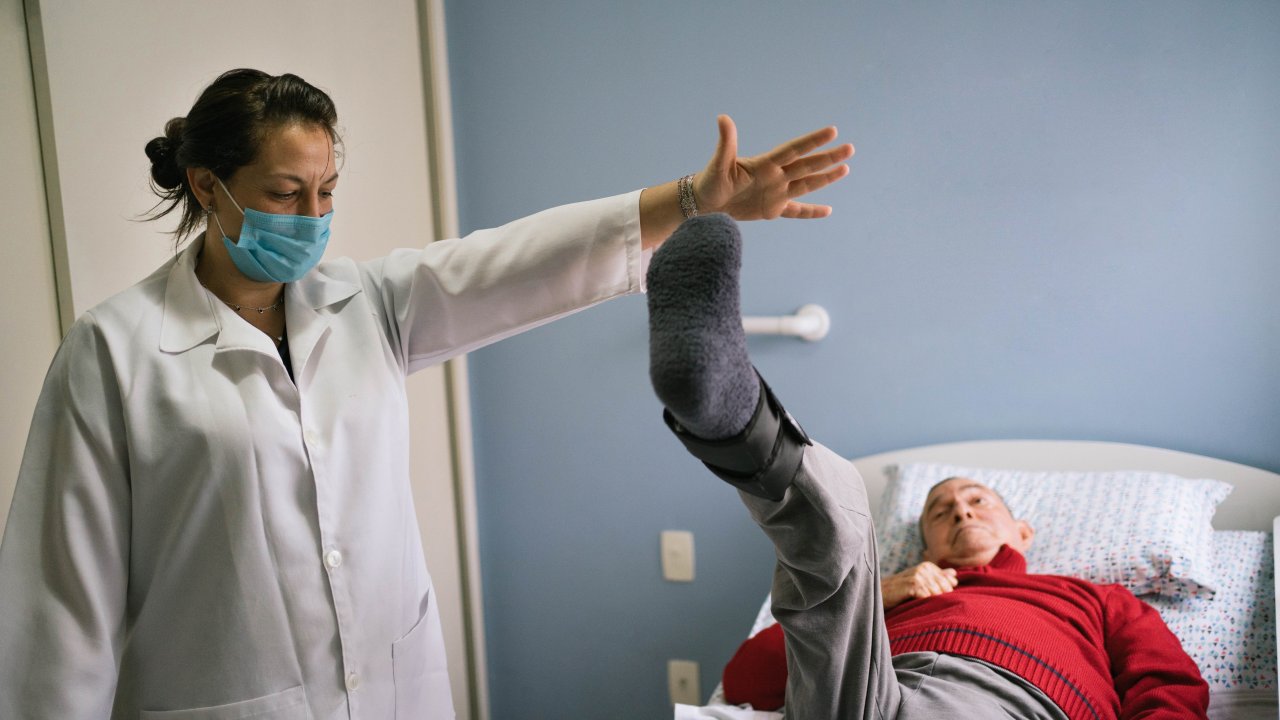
873, 462, 1232, 598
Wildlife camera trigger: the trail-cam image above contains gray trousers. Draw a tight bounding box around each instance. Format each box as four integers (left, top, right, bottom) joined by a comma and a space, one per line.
736, 442, 1068, 720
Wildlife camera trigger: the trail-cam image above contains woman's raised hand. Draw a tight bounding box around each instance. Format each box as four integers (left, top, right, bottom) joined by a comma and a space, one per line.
695, 114, 854, 221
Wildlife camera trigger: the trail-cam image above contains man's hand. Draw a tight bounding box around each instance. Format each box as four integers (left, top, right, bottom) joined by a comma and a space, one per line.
881, 561, 958, 610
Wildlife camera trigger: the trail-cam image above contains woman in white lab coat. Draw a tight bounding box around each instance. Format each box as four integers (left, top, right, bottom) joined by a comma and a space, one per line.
0, 68, 852, 719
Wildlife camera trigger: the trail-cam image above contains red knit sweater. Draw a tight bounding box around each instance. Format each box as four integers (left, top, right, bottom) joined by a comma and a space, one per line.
723, 546, 1208, 720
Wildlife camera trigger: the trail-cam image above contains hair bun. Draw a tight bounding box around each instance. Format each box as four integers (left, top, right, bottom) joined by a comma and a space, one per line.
145, 117, 187, 190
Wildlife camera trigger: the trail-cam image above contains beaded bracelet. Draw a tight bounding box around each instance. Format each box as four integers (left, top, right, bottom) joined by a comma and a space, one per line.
678, 173, 699, 219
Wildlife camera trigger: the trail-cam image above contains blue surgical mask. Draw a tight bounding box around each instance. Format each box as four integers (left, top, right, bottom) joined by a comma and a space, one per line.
211, 177, 332, 283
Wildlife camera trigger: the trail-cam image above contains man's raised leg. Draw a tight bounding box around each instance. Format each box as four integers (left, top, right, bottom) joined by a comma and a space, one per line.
647, 215, 901, 719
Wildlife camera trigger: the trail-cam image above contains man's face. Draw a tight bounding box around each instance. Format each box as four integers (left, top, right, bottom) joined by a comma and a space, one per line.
920, 477, 1034, 568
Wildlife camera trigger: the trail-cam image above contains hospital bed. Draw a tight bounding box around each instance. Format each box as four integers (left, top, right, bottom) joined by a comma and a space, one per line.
675, 440, 1280, 720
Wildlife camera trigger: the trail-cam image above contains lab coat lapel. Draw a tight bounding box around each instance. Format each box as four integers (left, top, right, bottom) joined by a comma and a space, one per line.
158, 234, 277, 357
159, 236, 219, 354
285, 264, 362, 380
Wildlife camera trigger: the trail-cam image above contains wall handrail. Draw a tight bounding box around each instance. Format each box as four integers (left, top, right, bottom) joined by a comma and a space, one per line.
742, 304, 830, 342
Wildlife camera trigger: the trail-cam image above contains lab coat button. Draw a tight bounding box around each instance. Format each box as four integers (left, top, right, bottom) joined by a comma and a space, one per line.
325, 550, 343, 569
304, 430, 320, 446
346, 671, 360, 691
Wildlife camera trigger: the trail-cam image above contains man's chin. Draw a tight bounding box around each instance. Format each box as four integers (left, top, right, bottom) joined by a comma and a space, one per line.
950, 530, 998, 551
944, 542, 1002, 568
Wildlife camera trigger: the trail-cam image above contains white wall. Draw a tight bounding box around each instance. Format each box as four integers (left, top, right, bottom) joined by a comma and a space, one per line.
7, 1, 481, 716
0, 0, 61, 540
28, 1, 443, 316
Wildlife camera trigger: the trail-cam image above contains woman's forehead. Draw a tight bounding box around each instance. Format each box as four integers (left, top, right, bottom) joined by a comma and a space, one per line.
246, 124, 335, 174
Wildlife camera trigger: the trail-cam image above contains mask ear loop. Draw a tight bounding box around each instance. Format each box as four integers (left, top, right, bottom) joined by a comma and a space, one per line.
208, 176, 246, 243
213, 176, 246, 216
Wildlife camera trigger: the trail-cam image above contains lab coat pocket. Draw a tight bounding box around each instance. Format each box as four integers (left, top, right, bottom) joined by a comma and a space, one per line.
140, 684, 310, 719
392, 589, 455, 719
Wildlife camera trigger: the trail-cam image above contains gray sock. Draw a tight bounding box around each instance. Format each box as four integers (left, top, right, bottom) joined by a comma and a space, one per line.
647, 214, 760, 440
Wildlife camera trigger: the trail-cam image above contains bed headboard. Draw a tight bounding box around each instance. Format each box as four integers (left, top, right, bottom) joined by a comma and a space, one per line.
850, 440, 1280, 531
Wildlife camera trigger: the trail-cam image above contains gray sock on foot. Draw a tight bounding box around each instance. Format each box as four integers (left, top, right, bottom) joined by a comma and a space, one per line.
647, 214, 761, 440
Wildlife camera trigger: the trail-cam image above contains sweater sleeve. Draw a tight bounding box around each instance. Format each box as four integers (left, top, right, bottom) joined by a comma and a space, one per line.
722, 622, 788, 710
1103, 586, 1208, 720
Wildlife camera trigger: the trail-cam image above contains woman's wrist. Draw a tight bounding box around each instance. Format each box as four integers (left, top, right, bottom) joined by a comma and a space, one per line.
640, 171, 720, 251
639, 177, 686, 251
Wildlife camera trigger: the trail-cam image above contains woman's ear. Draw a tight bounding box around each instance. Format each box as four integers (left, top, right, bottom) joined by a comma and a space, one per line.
187, 167, 217, 210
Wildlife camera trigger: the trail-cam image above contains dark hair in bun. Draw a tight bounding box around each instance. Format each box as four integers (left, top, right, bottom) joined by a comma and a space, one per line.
145, 117, 187, 192
143, 68, 342, 242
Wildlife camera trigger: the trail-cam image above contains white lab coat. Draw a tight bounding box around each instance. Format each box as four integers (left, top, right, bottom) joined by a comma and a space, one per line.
0, 191, 644, 719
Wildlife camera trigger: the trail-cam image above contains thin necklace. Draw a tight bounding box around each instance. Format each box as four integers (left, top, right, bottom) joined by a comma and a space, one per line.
199, 278, 284, 315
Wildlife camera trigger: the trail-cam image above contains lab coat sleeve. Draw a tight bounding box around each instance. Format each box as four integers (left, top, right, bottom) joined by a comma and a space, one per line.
366, 190, 644, 373
0, 314, 130, 718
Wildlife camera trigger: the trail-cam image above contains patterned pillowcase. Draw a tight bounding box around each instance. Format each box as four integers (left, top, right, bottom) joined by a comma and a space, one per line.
1143, 531, 1276, 691
873, 463, 1232, 598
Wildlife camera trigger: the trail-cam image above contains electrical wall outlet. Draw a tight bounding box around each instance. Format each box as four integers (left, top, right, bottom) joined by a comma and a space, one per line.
660, 530, 695, 582
668, 659, 701, 705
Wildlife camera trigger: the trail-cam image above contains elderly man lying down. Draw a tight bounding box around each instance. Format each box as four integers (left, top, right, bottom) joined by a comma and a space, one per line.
645, 214, 1208, 720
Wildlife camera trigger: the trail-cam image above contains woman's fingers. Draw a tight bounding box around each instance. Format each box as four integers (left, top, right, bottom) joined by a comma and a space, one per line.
784, 143, 856, 178
787, 163, 850, 197
767, 125, 840, 166
779, 202, 833, 220
773, 162, 850, 218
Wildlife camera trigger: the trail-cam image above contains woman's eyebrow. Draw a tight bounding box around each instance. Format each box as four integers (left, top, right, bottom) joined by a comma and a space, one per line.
265, 172, 340, 184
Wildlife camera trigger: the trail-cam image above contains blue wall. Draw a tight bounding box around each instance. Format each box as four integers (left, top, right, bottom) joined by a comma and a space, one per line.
444, 1, 1280, 717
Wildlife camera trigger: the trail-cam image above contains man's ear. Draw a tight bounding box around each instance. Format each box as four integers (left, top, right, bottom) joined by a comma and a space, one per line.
1013, 520, 1035, 552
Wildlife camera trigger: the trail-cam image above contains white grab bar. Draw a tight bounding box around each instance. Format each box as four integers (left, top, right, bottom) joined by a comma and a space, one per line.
742, 304, 830, 342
